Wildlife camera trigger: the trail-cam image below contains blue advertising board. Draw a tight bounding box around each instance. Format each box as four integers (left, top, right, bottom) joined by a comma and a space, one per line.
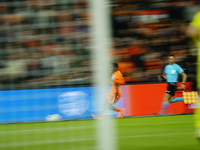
0, 86, 122, 123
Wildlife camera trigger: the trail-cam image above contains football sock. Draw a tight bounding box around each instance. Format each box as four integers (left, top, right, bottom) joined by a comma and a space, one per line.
160, 102, 169, 114
171, 97, 184, 103
115, 107, 121, 112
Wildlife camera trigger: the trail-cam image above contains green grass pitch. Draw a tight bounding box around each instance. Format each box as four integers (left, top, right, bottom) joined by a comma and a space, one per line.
0, 114, 199, 150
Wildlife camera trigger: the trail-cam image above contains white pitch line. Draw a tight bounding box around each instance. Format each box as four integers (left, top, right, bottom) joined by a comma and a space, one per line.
119, 132, 195, 138
120, 121, 194, 126
0, 136, 95, 148
0, 126, 94, 135
0, 132, 195, 148
0, 121, 194, 135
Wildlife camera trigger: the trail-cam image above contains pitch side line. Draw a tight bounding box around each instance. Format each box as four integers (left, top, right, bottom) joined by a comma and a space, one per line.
0, 132, 195, 148
0, 121, 194, 135
120, 121, 194, 126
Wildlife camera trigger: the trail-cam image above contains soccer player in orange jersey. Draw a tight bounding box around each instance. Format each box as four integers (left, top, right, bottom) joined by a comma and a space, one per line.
92, 63, 125, 119
105, 63, 125, 118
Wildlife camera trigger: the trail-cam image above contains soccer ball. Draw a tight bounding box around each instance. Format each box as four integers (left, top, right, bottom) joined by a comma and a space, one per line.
46, 114, 61, 121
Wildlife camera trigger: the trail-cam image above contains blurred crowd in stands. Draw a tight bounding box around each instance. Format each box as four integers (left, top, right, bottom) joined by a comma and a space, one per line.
111, 0, 199, 84
0, 0, 91, 89
0, 0, 199, 89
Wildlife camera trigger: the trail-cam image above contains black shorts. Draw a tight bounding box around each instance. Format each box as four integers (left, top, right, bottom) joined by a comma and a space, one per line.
166, 83, 177, 97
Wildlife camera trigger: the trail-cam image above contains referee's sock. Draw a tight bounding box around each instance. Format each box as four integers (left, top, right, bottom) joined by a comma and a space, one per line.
171, 97, 184, 103
160, 102, 169, 114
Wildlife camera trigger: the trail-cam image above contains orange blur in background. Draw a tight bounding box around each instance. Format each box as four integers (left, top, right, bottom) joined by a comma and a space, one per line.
122, 82, 194, 117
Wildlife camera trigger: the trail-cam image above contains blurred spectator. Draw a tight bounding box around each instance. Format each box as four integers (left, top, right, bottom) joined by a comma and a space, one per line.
0, 0, 198, 89
0, 52, 28, 84
26, 52, 42, 80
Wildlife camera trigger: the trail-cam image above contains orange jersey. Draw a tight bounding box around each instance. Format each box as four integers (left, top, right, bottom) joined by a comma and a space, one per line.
106, 70, 125, 104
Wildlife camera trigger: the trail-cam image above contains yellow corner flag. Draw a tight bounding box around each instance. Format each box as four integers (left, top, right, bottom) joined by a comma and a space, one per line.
183, 91, 198, 104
